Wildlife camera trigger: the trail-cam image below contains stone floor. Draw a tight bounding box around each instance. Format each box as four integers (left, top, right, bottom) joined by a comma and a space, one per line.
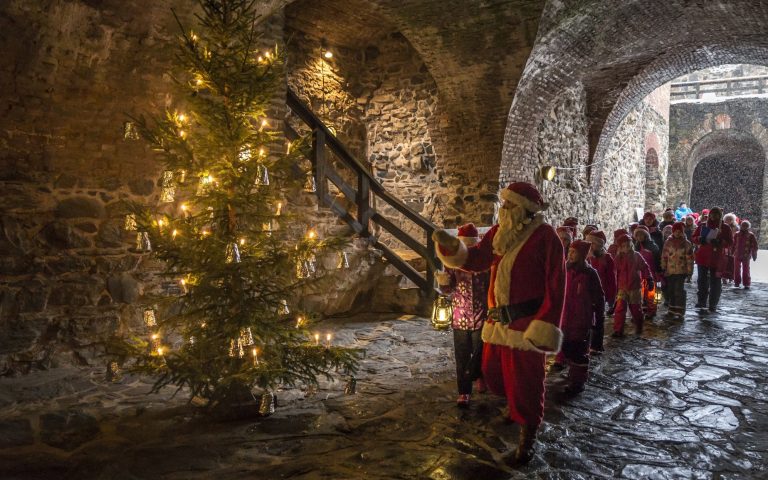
1, 282, 768, 479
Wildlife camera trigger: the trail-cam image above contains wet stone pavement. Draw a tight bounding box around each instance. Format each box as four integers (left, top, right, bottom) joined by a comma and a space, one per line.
1, 283, 768, 479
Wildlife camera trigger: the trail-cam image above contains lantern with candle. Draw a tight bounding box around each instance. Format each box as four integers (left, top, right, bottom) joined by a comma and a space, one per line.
431, 295, 453, 330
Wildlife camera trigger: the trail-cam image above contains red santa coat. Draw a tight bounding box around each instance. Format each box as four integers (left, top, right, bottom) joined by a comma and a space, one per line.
589, 253, 616, 303
734, 230, 758, 261
615, 251, 652, 292
437, 219, 566, 353
692, 220, 733, 271
561, 264, 605, 341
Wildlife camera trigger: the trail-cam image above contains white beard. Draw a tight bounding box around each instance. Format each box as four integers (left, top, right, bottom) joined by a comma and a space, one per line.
493, 205, 530, 255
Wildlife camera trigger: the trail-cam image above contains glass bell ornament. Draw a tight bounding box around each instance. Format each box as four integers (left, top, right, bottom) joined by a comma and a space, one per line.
304, 175, 317, 193
258, 391, 277, 416
225, 243, 241, 263
254, 163, 270, 186
336, 251, 350, 269
136, 232, 152, 252
143, 308, 157, 327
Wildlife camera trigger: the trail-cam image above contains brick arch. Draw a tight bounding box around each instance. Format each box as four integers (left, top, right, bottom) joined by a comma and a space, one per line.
668, 127, 768, 242
500, 0, 768, 189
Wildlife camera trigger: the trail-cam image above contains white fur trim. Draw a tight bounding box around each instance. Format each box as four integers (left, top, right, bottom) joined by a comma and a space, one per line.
500, 188, 547, 212
523, 319, 563, 353
436, 238, 468, 269
481, 322, 536, 351
494, 216, 544, 306
481, 319, 563, 353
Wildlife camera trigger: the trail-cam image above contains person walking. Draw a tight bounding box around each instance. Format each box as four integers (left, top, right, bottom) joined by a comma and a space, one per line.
733, 220, 758, 290
675, 202, 693, 221
661, 222, 694, 319
692, 207, 733, 312
613, 234, 653, 337
587, 230, 616, 353
436, 223, 491, 408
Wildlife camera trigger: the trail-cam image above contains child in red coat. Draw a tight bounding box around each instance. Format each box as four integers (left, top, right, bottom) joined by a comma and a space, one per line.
586, 230, 616, 353
560, 240, 605, 393
733, 220, 759, 289
613, 234, 653, 337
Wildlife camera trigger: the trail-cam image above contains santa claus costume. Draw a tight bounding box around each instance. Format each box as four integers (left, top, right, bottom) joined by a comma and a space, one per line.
433, 182, 565, 466
436, 223, 491, 408
607, 228, 629, 259
561, 240, 605, 393
587, 230, 616, 352
613, 234, 652, 336
733, 220, 758, 289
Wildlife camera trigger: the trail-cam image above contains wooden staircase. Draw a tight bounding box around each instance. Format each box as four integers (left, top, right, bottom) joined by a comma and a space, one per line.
285, 89, 441, 300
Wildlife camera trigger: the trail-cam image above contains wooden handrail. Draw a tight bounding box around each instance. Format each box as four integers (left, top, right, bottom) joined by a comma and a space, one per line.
286, 88, 440, 296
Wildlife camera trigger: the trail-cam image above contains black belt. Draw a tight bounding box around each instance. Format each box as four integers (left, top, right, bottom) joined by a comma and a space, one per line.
489, 298, 544, 325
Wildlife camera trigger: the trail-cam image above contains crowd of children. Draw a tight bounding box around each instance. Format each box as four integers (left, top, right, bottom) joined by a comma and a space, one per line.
438, 203, 760, 405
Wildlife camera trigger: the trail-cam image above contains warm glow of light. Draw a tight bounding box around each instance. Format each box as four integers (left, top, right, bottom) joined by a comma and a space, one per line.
261, 119, 268, 128
323, 50, 333, 59
314, 333, 320, 345
176, 113, 186, 123
264, 51, 271, 58
179, 130, 187, 139
180, 278, 186, 286
307, 228, 318, 240
151, 333, 159, 340
181, 203, 188, 212
276, 202, 282, 216
239, 237, 245, 246
157, 347, 165, 356
201, 229, 210, 237
257, 56, 263, 62
190, 32, 198, 42
172, 229, 178, 239
157, 219, 165, 228
195, 77, 203, 86
258, 147, 266, 157
296, 316, 304, 328
286, 141, 292, 154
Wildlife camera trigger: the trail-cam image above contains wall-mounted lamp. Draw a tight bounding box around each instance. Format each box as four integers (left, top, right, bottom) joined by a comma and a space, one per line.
323, 50, 333, 59
541, 165, 557, 181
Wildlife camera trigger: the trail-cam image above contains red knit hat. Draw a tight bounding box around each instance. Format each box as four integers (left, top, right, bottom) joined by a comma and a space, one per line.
643, 211, 656, 221
563, 217, 578, 228
702, 209, 710, 215
587, 230, 607, 246
570, 240, 591, 258
616, 234, 632, 245
457, 223, 478, 239
672, 221, 685, 233
691, 213, 700, 220
500, 182, 548, 213
613, 228, 628, 241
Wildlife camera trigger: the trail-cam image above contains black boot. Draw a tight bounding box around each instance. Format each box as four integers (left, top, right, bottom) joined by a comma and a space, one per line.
504, 424, 537, 467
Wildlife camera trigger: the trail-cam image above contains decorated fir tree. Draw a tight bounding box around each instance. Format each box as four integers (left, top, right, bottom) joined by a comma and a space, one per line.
113, 0, 357, 409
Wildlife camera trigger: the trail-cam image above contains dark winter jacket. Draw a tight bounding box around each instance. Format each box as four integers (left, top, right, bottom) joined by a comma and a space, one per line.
692, 220, 733, 271
561, 263, 605, 342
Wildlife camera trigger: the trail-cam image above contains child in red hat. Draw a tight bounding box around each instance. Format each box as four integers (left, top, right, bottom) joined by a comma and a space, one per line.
613, 235, 653, 337
436, 223, 491, 407
633, 226, 661, 318
607, 228, 629, 259
558, 240, 605, 393
661, 222, 694, 318
557, 226, 573, 254
586, 230, 616, 352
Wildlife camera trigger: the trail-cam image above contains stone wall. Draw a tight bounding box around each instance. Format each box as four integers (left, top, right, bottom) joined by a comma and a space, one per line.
532, 83, 669, 234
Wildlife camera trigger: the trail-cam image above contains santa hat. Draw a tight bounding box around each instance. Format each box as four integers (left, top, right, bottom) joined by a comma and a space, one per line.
582, 224, 598, 237
643, 211, 656, 221
500, 182, 548, 213
457, 223, 478, 239
613, 228, 628, 242
569, 240, 591, 258
672, 221, 685, 233
616, 234, 632, 245
587, 230, 607, 246
691, 213, 700, 221
556, 226, 573, 241
701, 209, 710, 215
563, 217, 578, 228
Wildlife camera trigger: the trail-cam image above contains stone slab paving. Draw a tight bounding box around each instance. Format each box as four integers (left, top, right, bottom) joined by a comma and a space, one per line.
1, 283, 768, 479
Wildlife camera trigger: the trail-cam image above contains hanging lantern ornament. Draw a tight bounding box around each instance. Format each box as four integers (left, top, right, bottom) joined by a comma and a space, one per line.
238, 145, 252, 162
278, 299, 290, 315
124, 214, 137, 231
262, 221, 272, 236
337, 251, 350, 269
197, 174, 214, 196
239, 327, 254, 347
654, 282, 663, 305
258, 391, 277, 416
136, 232, 152, 252
304, 174, 317, 193
106, 361, 122, 383
254, 163, 270, 186
344, 377, 357, 395
431, 295, 453, 330
225, 243, 241, 263
160, 170, 176, 203
143, 308, 157, 327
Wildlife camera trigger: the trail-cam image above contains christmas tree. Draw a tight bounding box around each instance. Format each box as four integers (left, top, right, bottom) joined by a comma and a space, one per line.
112, 0, 357, 409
